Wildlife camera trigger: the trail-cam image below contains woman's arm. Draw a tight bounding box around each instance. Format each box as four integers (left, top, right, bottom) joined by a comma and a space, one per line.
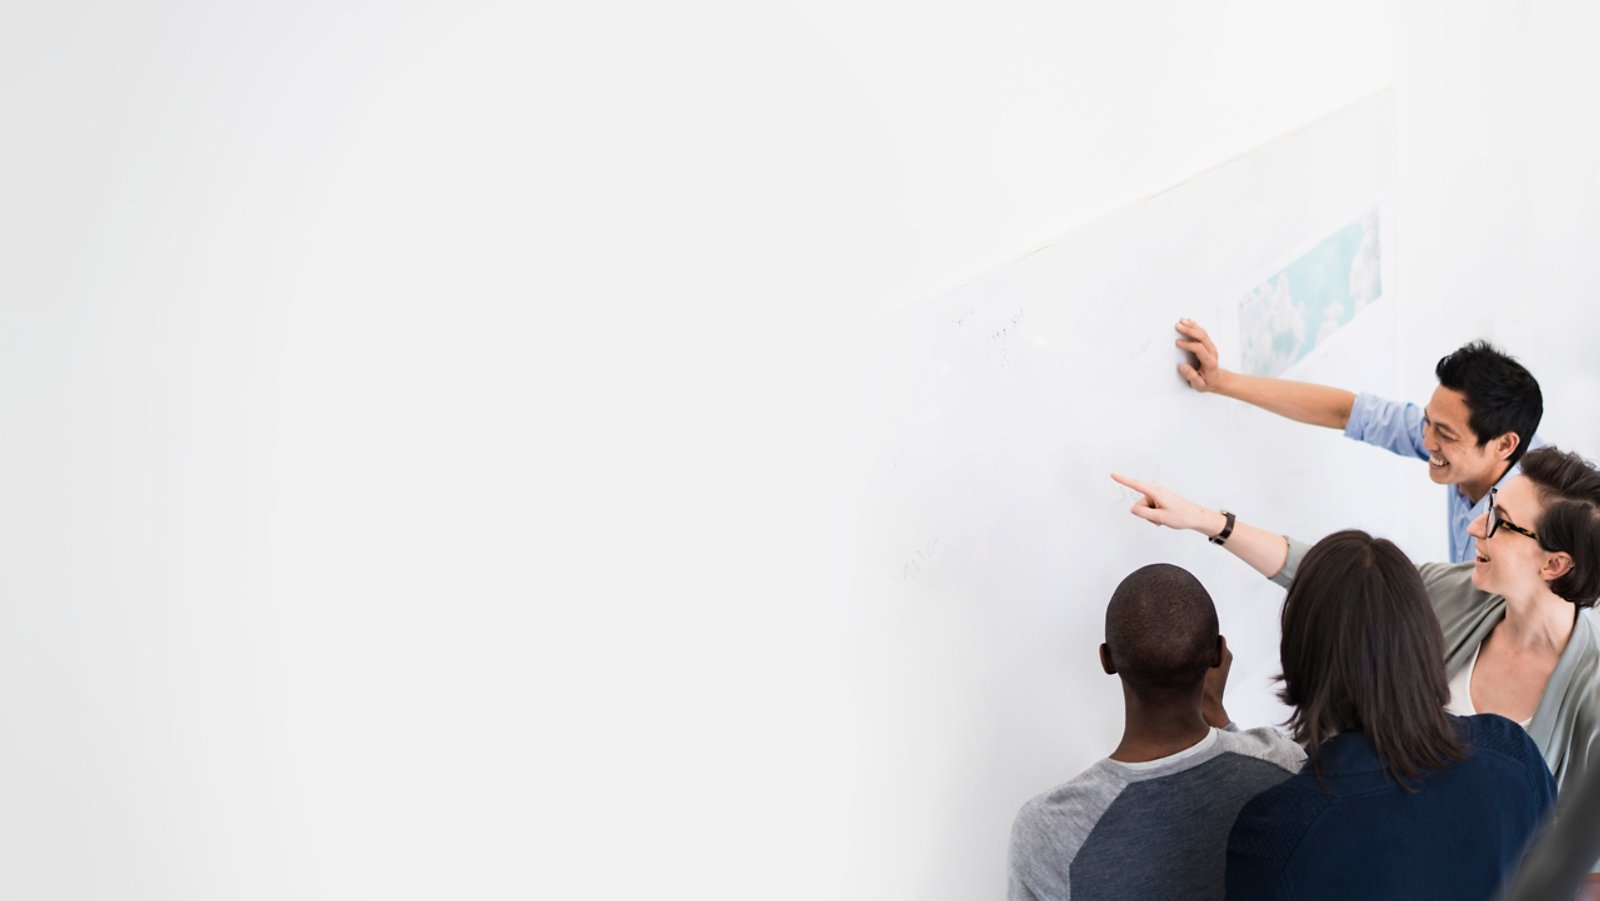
1110, 473, 1290, 579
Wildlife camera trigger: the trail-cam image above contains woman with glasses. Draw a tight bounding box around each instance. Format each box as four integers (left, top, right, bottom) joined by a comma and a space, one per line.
1224, 529, 1554, 899
1111, 446, 1600, 824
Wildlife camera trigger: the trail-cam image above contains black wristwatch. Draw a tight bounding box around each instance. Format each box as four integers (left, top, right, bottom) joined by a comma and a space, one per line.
1209, 510, 1236, 546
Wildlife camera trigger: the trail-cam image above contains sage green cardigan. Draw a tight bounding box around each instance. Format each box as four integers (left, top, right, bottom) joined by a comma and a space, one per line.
1273, 536, 1600, 812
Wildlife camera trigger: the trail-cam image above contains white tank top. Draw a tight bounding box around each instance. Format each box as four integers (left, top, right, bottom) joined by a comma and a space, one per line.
1446, 643, 1533, 729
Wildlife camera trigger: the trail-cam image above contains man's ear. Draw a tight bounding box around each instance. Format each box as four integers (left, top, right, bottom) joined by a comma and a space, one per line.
1211, 634, 1228, 668
1100, 643, 1116, 675
1492, 430, 1521, 461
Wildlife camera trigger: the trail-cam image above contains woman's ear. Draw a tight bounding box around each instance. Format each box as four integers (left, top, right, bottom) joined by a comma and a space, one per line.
1543, 550, 1575, 583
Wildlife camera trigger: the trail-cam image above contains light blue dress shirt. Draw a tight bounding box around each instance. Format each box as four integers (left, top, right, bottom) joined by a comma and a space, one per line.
1342, 393, 1540, 564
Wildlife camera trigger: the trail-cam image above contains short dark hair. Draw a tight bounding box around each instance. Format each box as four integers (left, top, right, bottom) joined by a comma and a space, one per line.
1520, 447, 1600, 607
1279, 530, 1464, 789
1105, 563, 1218, 695
1435, 341, 1543, 465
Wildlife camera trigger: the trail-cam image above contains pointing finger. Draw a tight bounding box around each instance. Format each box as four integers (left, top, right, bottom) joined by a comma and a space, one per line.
1111, 472, 1158, 498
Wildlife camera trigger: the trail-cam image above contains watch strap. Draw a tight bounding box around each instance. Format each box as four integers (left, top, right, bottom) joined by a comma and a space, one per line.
1209, 510, 1236, 546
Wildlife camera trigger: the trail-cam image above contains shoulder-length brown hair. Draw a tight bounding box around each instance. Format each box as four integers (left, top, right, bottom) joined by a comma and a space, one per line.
1279, 530, 1465, 788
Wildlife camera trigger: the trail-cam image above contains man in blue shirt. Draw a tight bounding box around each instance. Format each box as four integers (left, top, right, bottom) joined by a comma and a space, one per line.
1171, 319, 1543, 563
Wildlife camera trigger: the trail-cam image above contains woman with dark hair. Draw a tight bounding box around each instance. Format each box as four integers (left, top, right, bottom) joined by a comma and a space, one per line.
1112, 445, 1600, 879
1222, 530, 1554, 898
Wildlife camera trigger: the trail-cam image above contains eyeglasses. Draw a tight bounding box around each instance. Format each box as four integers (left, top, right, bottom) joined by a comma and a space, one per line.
1486, 487, 1541, 542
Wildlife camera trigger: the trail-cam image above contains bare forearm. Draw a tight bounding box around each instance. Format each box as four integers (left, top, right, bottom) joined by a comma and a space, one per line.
1113, 473, 1291, 580
1198, 509, 1290, 580
1213, 371, 1356, 430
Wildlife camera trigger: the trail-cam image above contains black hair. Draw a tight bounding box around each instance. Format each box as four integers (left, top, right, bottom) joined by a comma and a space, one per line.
1520, 447, 1600, 607
1435, 341, 1542, 465
1279, 530, 1465, 789
1105, 563, 1218, 696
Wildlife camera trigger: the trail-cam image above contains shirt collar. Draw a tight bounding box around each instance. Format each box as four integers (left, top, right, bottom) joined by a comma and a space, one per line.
1453, 457, 1523, 509
1107, 728, 1220, 775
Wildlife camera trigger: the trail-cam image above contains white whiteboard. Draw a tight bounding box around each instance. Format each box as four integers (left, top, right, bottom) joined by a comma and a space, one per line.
845, 92, 1421, 899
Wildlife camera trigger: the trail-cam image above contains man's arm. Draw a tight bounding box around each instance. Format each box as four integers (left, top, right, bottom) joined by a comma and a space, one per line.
1175, 319, 1356, 429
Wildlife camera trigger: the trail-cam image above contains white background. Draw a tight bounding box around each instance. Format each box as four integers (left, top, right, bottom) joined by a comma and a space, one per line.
3, 1, 1599, 898
853, 93, 1406, 898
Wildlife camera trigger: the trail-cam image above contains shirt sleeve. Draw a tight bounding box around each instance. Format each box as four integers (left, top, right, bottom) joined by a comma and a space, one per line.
1007, 807, 1051, 901
1007, 869, 1042, 901
1344, 392, 1429, 462
1269, 536, 1313, 589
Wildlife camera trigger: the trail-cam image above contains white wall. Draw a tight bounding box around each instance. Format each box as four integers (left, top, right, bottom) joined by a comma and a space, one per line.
1382, 2, 1600, 551
852, 93, 1410, 901
1, 1, 1595, 899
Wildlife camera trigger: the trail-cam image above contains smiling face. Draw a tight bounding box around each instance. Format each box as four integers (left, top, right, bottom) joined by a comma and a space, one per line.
1467, 475, 1559, 597
1421, 385, 1514, 499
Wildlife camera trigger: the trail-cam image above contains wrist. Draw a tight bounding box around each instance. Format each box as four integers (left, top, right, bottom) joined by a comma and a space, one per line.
1211, 368, 1238, 396
1203, 509, 1232, 541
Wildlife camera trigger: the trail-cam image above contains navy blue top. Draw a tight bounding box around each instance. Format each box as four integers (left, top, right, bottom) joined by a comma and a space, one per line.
1225, 714, 1555, 900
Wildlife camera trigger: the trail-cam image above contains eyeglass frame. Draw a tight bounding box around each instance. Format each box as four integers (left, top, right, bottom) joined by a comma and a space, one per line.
1486, 486, 1542, 543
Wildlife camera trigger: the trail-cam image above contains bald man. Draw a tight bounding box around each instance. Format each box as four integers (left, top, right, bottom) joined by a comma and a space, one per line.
1007, 564, 1305, 901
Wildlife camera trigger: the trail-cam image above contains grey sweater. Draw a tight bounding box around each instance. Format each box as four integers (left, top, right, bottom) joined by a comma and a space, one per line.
1008, 727, 1304, 901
